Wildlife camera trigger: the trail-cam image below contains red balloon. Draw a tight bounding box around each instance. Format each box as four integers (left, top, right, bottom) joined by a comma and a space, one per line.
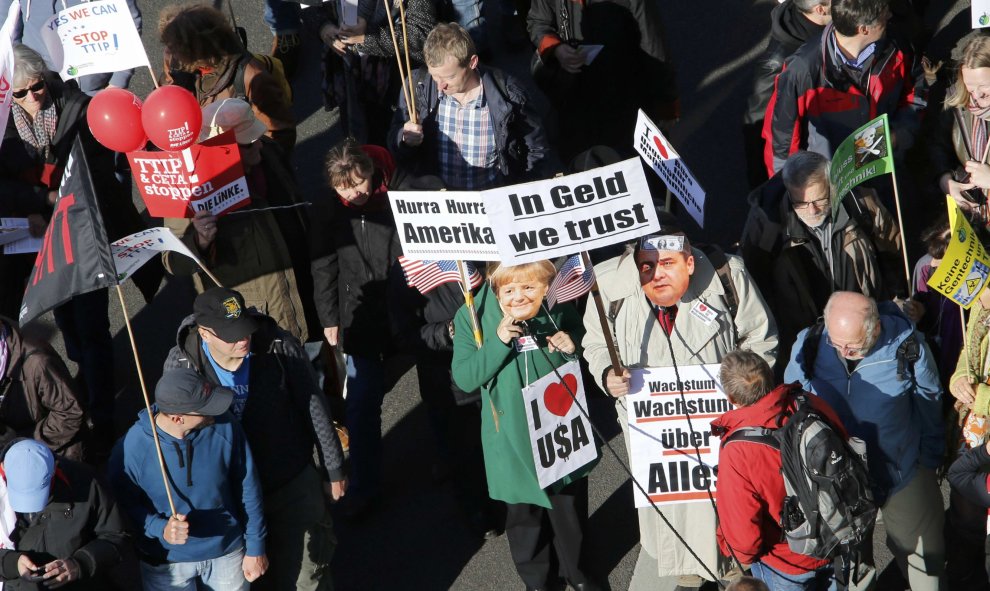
141, 85, 203, 151
86, 88, 147, 153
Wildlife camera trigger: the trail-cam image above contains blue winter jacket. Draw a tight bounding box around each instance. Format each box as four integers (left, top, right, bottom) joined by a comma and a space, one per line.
784, 303, 944, 502
109, 409, 266, 564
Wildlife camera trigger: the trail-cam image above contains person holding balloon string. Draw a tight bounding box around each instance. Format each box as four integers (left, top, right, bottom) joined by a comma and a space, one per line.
451, 260, 601, 591
0, 44, 153, 456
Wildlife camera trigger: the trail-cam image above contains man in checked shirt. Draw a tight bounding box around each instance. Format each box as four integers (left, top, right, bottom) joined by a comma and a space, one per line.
389, 23, 551, 189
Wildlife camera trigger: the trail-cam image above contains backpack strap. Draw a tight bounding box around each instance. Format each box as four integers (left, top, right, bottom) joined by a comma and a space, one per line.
720, 426, 779, 450
699, 244, 739, 322
800, 321, 826, 382
895, 332, 920, 382
231, 53, 253, 100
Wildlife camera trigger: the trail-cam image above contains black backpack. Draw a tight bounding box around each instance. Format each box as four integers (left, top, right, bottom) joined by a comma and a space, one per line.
721, 391, 877, 560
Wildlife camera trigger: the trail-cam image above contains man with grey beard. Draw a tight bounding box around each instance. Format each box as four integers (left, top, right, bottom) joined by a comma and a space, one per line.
738, 150, 910, 367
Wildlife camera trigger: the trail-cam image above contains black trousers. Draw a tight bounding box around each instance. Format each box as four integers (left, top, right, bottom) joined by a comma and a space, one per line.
504, 478, 589, 588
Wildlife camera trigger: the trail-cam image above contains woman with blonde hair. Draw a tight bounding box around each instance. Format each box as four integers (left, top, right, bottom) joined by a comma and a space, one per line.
452, 260, 599, 591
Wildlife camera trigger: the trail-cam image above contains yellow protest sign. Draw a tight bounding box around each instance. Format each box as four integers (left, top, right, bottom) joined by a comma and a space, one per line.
927, 196, 990, 308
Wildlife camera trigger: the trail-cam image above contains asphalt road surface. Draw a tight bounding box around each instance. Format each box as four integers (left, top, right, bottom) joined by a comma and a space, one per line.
31, 0, 972, 589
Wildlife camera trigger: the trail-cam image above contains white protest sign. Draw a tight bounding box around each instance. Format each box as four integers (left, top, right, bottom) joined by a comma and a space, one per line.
40, 0, 149, 81
389, 191, 501, 261
634, 110, 707, 227
482, 158, 658, 266
626, 364, 731, 508
975, 0, 990, 28
0, 218, 41, 254
0, 1, 19, 152
111, 227, 201, 281
340, 0, 359, 26
522, 360, 598, 488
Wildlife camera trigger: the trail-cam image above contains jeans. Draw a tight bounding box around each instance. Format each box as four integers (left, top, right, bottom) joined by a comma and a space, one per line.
252, 465, 335, 591
874, 467, 945, 591
140, 548, 248, 591
263, 0, 301, 34
751, 562, 836, 591
450, 0, 487, 53
344, 354, 386, 499
52, 289, 114, 429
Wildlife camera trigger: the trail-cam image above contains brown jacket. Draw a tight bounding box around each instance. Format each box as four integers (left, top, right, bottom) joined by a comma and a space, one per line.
164, 51, 296, 152
162, 140, 310, 342
0, 319, 85, 460
197, 55, 294, 128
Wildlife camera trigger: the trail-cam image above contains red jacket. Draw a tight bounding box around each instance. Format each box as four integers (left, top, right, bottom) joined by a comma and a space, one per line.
711, 383, 846, 574
761, 25, 924, 175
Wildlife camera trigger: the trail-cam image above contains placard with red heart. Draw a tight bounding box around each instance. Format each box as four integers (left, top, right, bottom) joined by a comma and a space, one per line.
522, 360, 598, 488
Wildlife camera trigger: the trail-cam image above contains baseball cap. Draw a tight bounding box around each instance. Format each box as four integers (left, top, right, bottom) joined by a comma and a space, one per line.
4, 440, 55, 513
194, 287, 259, 343
200, 98, 267, 144
155, 368, 234, 416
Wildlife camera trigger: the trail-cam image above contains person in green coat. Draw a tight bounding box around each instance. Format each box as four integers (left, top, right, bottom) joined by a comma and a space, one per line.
452, 260, 600, 591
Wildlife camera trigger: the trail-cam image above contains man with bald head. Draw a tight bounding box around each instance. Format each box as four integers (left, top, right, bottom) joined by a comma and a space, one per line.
785, 291, 945, 590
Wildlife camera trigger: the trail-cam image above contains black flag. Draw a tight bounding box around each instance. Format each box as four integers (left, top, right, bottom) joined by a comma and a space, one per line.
19, 137, 117, 326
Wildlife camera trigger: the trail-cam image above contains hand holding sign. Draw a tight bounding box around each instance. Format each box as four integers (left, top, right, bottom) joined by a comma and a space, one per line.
87, 88, 146, 152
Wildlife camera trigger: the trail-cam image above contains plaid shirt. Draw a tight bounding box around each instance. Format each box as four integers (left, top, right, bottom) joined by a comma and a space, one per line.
435, 85, 500, 190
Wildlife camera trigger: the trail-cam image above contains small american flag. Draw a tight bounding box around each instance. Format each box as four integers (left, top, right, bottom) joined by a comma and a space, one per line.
399, 257, 483, 294
546, 255, 594, 308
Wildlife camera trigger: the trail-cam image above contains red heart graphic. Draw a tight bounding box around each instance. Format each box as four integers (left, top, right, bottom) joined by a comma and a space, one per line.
544, 374, 578, 417
653, 135, 669, 159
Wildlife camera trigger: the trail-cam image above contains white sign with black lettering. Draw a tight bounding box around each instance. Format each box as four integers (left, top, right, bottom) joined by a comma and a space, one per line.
626, 364, 731, 507
482, 158, 658, 265
634, 110, 707, 227
522, 360, 598, 489
389, 191, 500, 261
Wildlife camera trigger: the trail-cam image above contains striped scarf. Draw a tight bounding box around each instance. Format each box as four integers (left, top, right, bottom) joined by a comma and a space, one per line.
11, 99, 57, 161
968, 98, 990, 163
0, 324, 8, 381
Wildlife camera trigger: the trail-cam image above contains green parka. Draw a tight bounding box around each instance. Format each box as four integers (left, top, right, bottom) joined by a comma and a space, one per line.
451, 286, 597, 508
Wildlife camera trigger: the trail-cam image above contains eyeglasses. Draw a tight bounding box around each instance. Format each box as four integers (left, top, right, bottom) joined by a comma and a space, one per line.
11, 80, 45, 99
790, 196, 830, 211
825, 334, 868, 356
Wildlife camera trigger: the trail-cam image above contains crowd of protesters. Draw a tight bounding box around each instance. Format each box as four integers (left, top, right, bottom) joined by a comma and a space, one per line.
8, 0, 990, 589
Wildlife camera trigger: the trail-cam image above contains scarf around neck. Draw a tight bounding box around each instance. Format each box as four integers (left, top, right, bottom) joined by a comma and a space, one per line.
968, 98, 990, 162
12, 99, 57, 161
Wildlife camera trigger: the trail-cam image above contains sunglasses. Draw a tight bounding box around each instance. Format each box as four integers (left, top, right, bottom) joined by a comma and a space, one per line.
12, 80, 45, 99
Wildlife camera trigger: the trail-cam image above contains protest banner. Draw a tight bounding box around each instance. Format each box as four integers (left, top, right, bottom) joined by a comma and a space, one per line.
40, 0, 149, 81
522, 360, 598, 489
927, 196, 990, 308
483, 158, 658, 266
633, 109, 706, 227
128, 131, 249, 218
830, 114, 894, 209
0, 1, 19, 152
625, 364, 730, 508
389, 191, 500, 261
111, 227, 201, 282
974, 0, 990, 28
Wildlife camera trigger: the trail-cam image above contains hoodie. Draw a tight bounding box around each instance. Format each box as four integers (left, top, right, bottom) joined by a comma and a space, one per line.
108, 409, 265, 564
743, 0, 826, 125
1, 0, 142, 94
712, 383, 844, 574
784, 302, 944, 502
